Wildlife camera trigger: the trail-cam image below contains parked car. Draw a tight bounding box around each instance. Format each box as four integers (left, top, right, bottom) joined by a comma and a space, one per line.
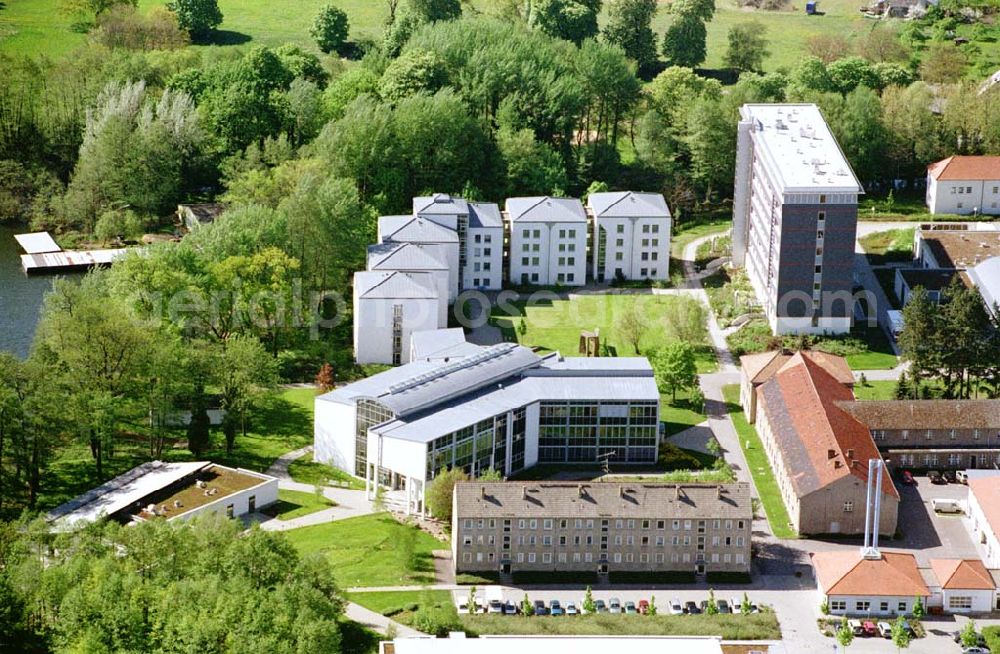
848, 619, 863, 635
685, 601, 702, 615
943, 470, 958, 484
962, 648, 991, 654
928, 470, 946, 484
594, 599, 608, 613
608, 597, 622, 614
503, 601, 518, 615
533, 600, 548, 616
901, 470, 915, 485
932, 498, 964, 514
624, 601, 638, 614
957, 470, 970, 484
717, 599, 732, 614
862, 621, 878, 637
565, 601, 579, 616
669, 598, 684, 615
638, 599, 649, 614
455, 596, 471, 614
549, 600, 564, 616
488, 600, 504, 614
877, 621, 892, 638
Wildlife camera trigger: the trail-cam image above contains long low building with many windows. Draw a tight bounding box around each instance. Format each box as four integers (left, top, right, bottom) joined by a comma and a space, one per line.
452, 481, 752, 578
314, 332, 660, 515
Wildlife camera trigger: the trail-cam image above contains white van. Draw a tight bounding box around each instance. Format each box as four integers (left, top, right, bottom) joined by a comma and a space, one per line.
957, 470, 969, 484
932, 498, 963, 514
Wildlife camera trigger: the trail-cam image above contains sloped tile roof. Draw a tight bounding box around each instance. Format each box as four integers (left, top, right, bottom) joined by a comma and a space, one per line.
587, 191, 670, 218
367, 242, 449, 271
757, 353, 896, 499
836, 399, 1000, 431
813, 551, 929, 597
928, 156, 1000, 181
506, 196, 587, 223
741, 350, 854, 386
930, 559, 996, 590
354, 270, 440, 300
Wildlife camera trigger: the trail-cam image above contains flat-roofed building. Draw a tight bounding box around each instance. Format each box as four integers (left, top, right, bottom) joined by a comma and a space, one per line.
587, 191, 671, 283
915, 223, 1000, 270
506, 196, 588, 286
315, 332, 660, 513
732, 104, 862, 335
46, 461, 277, 531
926, 156, 1000, 215
754, 352, 898, 536
452, 481, 752, 577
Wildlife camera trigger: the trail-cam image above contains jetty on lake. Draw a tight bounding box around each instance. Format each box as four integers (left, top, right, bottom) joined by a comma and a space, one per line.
14, 232, 128, 274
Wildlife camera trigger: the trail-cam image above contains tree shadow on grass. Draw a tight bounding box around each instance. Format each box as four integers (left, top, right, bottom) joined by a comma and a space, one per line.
200, 29, 252, 46
339, 618, 381, 654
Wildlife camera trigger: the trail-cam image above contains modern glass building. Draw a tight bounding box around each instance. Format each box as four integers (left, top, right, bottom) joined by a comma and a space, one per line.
314, 332, 661, 516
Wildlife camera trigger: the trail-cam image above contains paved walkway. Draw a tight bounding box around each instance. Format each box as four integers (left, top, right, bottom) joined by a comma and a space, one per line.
681, 233, 737, 372
265, 444, 313, 479
344, 601, 423, 637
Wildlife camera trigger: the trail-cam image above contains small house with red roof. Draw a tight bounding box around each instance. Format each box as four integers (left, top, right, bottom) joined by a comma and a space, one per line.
754, 352, 898, 536
812, 550, 929, 617
927, 156, 1000, 215
928, 558, 997, 613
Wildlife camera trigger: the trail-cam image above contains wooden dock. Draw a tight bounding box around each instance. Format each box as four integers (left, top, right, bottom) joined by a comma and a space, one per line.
14, 231, 128, 274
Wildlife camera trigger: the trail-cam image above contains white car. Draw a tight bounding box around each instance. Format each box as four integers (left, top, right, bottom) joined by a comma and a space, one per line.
488, 600, 504, 614
455, 595, 470, 614
877, 621, 892, 638
608, 597, 622, 613
669, 598, 684, 615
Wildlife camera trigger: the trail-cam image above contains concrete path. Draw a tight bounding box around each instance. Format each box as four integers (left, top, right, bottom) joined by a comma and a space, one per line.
344, 601, 423, 637
681, 233, 737, 372
265, 444, 313, 479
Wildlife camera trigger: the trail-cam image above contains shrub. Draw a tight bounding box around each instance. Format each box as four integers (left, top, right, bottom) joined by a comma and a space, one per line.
93, 5, 189, 50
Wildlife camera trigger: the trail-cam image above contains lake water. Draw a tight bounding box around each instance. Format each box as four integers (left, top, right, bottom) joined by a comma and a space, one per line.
0, 224, 81, 358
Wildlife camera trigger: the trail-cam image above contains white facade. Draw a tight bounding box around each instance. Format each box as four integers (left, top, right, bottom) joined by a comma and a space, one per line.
378, 215, 461, 299
823, 594, 917, 617
413, 194, 504, 291
587, 191, 671, 283
926, 177, 1000, 216
465, 225, 503, 290
968, 482, 1000, 569
353, 271, 446, 366
506, 197, 588, 286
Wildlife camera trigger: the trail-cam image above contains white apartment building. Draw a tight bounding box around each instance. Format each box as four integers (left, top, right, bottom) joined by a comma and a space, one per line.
506, 197, 588, 286
315, 330, 659, 509
587, 191, 671, 283
732, 104, 863, 335
926, 156, 1000, 216
352, 271, 446, 366
377, 214, 461, 297
367, 241, 454, 302
413, 194, 504, 291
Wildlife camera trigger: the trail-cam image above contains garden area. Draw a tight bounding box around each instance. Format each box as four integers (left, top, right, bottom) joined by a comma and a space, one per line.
722, 385, 797, 540
288, 451, 364, 490
349, 589, 459, 634
490, 294, 717, 373
284, 512, 447, 588
262, 488, 336, 521
858, 227, 916, 266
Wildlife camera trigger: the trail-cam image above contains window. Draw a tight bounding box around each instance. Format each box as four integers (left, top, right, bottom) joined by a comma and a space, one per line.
843, 501, 854, 513
830, 601, 846, 612
569, 230, 576, 238
226, 504, 234, 518
642, 224, 650, 233
967, 186, 973, 193
993, 186, 998, 194
949, 596, 973, 609
617, 224, 625, 233
958, 202, 964, 209
855, 601, 870, 612
521, 257, 529, 266
543, 552, 552, 563
522, 229, 530, 238
652, 224, 659, 233
951, 187, 957, 194
880, 602, 889, 612
543, 519, 553, 530
533, 230, 540, 238
616, 238, 624, 247
897, 601, 907, 612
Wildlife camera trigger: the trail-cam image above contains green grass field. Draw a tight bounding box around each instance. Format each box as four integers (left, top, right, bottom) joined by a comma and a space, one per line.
285, 513, 447, 588
265, 488, 335, 520
858, 227, 916, 266
722, 384, 797, 539
491, 294, 718, 373
661, 390, 706, 437
348, 589, 456, 628
851, 379, 898, 400
461, 611, 781, 639
288, 451, 365, 490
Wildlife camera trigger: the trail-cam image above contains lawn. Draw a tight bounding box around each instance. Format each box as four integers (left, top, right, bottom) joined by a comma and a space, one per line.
851, 380, 898, 400
264, 488, 335, 521
348, 589, 456, 628
722, 384, 797, 539
284, 513, 447, 588
670, 214, 732, 259
288, 451, 365, 490
490, 294, 718, 373
661, 390, 706, 437
726, 320, 897, 370
858, 228, 916, 266
461, 611, 781, 640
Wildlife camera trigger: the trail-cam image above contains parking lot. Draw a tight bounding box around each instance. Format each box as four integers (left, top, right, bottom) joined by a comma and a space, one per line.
895, 474, 981, 565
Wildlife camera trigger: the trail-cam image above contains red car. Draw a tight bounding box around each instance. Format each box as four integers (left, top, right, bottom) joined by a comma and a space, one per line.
638, 600, 649, 614
862, 621, 878, 637
901, 470, 915, 485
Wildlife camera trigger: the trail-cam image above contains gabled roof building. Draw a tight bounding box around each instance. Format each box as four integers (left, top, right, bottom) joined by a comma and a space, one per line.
926, 156, 1000, 216
506, 196, 588, 287
587, 191, 672, 283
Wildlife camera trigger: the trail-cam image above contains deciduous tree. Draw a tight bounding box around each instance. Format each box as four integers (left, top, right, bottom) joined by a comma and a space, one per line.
311, 4, 350, 54
652, 340, 698, 402
724, 21, 769, 73
603, 0, 659, 73
426, 467, 469, 522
